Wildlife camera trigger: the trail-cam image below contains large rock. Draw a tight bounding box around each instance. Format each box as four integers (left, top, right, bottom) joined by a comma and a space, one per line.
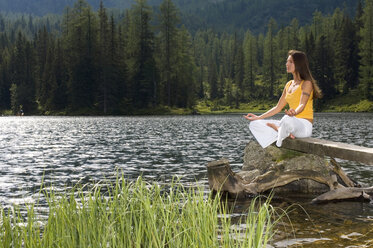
239, 141, 332, 194
207, 141, 371, 202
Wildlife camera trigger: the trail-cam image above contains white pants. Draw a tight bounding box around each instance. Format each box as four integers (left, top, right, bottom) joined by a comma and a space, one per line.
249, 115, 313, 148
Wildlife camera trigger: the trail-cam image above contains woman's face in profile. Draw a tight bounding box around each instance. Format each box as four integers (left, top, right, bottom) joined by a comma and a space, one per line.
286, 55, 295, 73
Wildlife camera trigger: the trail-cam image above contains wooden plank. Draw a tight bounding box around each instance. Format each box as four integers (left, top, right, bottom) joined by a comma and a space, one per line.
282, 137, 373, 165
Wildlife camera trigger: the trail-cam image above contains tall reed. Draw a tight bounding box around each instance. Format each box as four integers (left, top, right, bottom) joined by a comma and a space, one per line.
0, 176, 278, 247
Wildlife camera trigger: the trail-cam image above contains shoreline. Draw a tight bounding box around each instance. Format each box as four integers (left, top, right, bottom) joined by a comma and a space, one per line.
2, 109, 372, 117
1, 99, 372, 116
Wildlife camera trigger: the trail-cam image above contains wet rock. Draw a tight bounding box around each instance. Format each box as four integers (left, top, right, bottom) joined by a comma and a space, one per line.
243, 141, 335, 194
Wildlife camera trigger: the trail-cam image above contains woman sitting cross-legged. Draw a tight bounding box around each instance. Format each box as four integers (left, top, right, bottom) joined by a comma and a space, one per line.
244, 50, 322, 148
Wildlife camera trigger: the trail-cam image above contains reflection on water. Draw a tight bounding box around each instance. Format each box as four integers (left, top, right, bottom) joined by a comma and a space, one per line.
0, 113, 372, 247
274, 199, 373, 247
231, 196, 373, 247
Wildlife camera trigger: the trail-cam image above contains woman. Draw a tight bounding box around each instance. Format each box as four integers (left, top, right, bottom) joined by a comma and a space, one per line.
244, 50, 322, 148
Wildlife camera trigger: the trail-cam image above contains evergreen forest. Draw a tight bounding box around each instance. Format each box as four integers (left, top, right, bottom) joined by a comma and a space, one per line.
0, 0, 372, 115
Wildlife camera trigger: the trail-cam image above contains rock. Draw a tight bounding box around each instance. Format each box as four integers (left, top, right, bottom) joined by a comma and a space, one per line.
244, 142, 334, 194
207, 140, 364, 200
242, 141, 305, 173
280, 154, 330, 174
242, 142, 276, 172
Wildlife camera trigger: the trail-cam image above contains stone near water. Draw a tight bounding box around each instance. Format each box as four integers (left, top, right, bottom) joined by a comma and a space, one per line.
207, 140, 373, 203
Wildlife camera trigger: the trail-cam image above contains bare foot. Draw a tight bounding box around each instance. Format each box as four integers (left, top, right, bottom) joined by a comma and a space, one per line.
266, 122, 278, 131
267, 122, 295, 139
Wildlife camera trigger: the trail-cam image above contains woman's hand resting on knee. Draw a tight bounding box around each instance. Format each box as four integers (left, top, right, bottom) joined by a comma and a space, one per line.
244, 113, 259, 121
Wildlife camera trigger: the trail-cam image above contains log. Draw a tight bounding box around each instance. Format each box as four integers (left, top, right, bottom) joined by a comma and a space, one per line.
207, 158, 342, 198
312, 187, 373, 203
282, 137, 373, 165
330, 158, 359, 187
207, 159, 248, 197
248, 169, 342, 193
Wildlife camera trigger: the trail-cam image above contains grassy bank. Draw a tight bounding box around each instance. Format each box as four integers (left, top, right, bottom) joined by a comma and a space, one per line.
320, 90, 373, 112
0, 177, 278, 248
0, 105, 195, 116
195, 95, 373, 115
195, 100, 277, 114
4, 95, 371, 116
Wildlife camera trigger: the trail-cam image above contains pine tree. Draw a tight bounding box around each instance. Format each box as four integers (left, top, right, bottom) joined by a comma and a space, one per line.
98, 1, 110, 113
275, 27, 289, 85
34, 26, 49, 109
64, 0, 98, 111
9, 32, 36, 114
208, 54, 218, 100
263, 18, 278, 99
355, 0, 364, 32
220, 32, 233, 89
191, 30, 206, 99
158, 0, 180, 106
207, 34, 221, 100
334, 14, 359, 93
41, 39, 58, 111
314, 35, 336, 99
174, 26, 196, 108
243, 30, 258, 99
312, 11, 324, 40
359, 0, 373, 100
303, 31, 316, 87
107, 14, 127, 114
233, 37, 243, 104
289, 18, 300, 50
53, 39, 68, 110
129, 0, 157, 108
0, 48, 11, 110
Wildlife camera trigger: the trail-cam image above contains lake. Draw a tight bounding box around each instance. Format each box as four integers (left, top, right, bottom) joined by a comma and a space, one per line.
0, 113, 372, 247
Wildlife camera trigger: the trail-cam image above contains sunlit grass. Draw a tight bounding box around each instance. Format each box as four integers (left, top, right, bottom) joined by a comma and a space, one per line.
323, 99, 373, 112
195, 100, 277, 114
0, 176, 279, 248
321, 89, 373, 112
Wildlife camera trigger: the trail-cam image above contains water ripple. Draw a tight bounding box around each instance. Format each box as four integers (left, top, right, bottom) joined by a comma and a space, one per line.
0, 113, 372, 207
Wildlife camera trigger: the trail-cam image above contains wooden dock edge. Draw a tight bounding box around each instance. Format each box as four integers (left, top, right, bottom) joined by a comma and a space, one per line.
282, 137, 373, 165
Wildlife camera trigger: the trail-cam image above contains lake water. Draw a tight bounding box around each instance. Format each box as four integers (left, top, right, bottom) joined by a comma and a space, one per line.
0, 113, 372, 247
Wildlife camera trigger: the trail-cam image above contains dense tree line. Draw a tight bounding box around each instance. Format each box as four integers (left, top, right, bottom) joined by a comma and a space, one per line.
0, 0, 371, 115
0, 0, 357, 34
179, 0, 358, 34
0, 0, 197, 114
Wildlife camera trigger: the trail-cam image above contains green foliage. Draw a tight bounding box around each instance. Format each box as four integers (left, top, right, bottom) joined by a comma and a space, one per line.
195, 99, 277, 114
0, 0, 371, 115
243, 30, 258, 99
0, 0, 358, 34
275, 149, 305, 162
322, 90, 373, 112
0, 176, 278, 247
263, 18, 279, 99
359, 0, 373, 100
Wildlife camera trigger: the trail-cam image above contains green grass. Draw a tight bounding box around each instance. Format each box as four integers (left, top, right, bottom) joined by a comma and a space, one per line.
131, 105, 195, 115
195, 100, 277, 114
0, 109, 13, 116
321, 90, 373, 112
0, 177, 279, 248
323, 99, 373, 112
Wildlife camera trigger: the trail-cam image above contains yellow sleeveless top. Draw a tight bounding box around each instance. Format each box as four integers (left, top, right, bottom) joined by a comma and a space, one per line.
284, 80, 313, 120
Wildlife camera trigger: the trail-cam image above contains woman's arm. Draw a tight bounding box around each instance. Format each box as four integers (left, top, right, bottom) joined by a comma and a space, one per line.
285, 80, 313, 116
244, 86, 288, 121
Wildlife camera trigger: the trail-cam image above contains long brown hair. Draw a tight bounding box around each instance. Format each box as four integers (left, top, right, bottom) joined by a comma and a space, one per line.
288, 50, 322, 99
